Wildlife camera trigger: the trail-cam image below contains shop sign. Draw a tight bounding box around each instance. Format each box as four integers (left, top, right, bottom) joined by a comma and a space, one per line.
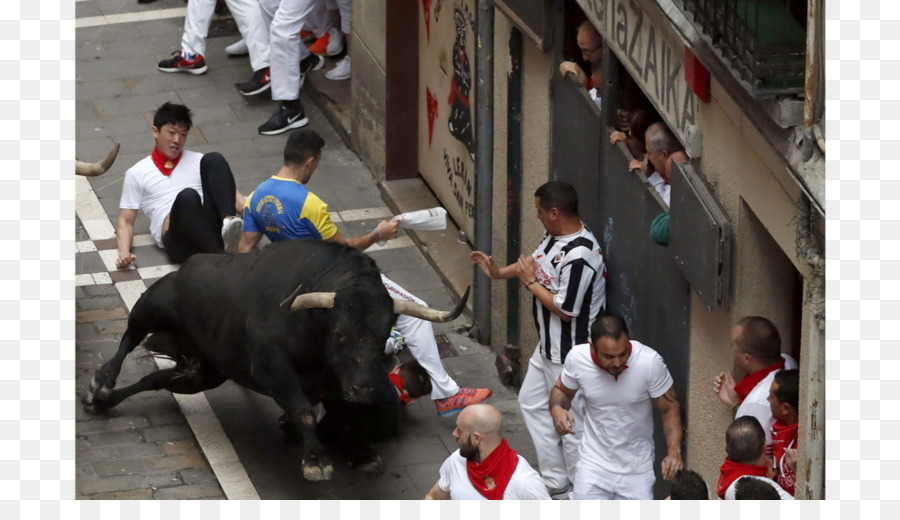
577, 0, 700, 148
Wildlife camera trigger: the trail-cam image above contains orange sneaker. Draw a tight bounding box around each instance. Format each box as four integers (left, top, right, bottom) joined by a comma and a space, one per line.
434, 387, 492, 417
307, 28, 344, 56
300, 30, 315, 43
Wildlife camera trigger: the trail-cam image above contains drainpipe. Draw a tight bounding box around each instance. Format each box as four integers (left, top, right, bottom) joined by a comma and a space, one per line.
798, 0, 825, 498
801, 0, 825, 160
496, 26, 523, 386
796, 196, 825, 499
473, 0, 495, 346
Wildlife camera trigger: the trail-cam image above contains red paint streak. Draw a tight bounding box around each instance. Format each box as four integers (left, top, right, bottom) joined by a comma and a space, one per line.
423, 0, 432, 43
426, 87, 438, 148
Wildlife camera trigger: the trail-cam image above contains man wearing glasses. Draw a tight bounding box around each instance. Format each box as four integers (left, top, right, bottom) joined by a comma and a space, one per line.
558, 20, 603, 90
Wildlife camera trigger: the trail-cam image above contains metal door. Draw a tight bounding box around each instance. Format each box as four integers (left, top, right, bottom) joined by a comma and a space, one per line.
549, 73, 603, 234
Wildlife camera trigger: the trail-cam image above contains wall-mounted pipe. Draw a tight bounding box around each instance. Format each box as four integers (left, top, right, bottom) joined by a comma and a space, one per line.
506, 26, 523, 348
473, 0, 495, 345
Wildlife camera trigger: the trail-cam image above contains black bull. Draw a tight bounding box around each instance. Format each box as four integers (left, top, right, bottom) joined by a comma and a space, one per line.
81, 239, 469, 481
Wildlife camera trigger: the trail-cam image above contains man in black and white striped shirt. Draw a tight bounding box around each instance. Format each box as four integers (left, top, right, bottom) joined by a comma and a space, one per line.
470, 181, 606, 497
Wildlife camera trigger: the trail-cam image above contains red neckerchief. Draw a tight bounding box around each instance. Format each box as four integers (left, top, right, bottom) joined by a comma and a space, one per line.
590, 342, 632, 381
466, 439, 519, 500
771, 421, 798, 496
388, 373, 408, 406
151, 147, 182, 176
587, 77, 594, 90
717, 458, 768, 499
733, 358, 786, 402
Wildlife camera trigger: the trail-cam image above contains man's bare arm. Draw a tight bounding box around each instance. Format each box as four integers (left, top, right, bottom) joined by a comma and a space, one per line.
237, 231, 263, 254
525, 281, 572, 322
469, 251, 519, 279
328, 220, 399, 252
115, 209, 139, 268
423, 480, 450, 500
550, 378, 578, 435
652, 385, 684, 479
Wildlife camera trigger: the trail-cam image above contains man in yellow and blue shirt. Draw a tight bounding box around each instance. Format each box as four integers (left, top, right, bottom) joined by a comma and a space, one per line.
239, 130, 391, 249
241, 173, 338, 242
238, 129, 492, 416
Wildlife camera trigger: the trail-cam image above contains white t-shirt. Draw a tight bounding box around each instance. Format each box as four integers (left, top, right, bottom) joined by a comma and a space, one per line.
119, 150, 204, 247
437, 450, 550, 500
589, 87, 602, 111
724, 475, 794, 500
735, 354, 798, 454
647, 172, 670, 206
560, 341, 673, 475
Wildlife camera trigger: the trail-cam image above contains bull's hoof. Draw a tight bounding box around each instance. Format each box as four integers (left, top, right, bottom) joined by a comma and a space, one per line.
81, 377, 112, 414
353, 454, 385, 475
302, 462, 335, 481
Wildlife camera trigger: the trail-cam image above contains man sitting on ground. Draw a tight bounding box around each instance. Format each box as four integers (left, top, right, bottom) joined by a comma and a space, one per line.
424, 404, 550, 500
717, 416, 793, 500
116, 102, 245, 268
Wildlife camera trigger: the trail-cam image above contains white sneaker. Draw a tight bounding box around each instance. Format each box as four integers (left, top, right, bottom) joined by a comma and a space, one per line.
222, 216, 243, 254
225, 39, 248, 56
326, 56, 351, 81
326, 27, 344, 57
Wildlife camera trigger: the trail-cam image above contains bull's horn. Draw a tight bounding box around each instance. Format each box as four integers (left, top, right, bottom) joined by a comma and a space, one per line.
394, 286, 470, 323
285, 292, 337, 312
75, 143, 120, 177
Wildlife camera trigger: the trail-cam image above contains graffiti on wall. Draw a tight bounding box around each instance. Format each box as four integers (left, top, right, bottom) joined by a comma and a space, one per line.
447, 7, 475, 161
444, 148, 474, 219
421, 0, 477, 236
427, 87, 438, 147
423, 0, 432, 42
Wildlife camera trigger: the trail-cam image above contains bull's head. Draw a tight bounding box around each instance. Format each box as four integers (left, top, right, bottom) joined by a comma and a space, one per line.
76, 143, 120, 177
279, 284, 471, 403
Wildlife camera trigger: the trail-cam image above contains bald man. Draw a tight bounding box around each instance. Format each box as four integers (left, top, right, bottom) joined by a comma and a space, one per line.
424, 404, 550, 500
558, 20, 603, 90
629, 121, 688, 206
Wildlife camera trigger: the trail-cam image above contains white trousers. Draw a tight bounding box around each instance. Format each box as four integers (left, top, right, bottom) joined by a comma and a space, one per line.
381, 275, 460, 401
181, 0, 270, 72
572, 463, 655, 500
325, 0, 351, 34
259, 0, 330, 100
518, 347, 584, 494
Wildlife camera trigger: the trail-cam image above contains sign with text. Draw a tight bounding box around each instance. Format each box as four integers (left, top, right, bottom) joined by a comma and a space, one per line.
577, 0, 700, 148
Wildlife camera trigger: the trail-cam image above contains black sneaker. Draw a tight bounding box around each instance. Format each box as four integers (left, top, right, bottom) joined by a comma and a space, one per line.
258, 102, 309, 135
300, 53, 325, 75
157, 51, 208, 75
236, 67, 271, 96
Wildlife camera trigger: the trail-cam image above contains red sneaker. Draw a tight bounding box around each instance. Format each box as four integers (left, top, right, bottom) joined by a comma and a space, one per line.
434, 387, 492, 417
157, 51, 207, 75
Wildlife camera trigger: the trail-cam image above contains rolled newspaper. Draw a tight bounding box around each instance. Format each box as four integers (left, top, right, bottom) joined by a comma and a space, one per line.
391, 207, 447, 231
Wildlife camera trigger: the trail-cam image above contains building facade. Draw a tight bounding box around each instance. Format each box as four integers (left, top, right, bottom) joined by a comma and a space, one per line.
349, 0, 825, 499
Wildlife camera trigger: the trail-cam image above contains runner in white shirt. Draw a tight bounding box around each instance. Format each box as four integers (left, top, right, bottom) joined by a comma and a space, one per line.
550, 314, 683, 499
424, 404, 550, 500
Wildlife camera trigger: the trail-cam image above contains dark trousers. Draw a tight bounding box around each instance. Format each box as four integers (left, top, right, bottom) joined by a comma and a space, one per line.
162, 152, 236, 264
